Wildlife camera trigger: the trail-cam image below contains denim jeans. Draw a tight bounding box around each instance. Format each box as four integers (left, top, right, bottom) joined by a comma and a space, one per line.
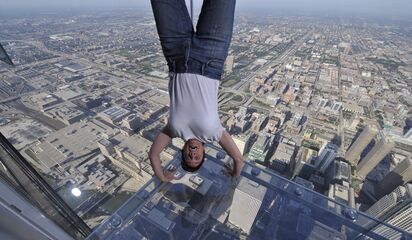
151, 0, 236, 80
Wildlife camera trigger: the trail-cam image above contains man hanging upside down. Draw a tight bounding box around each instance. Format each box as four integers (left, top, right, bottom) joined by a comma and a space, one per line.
149, 0, 244, 182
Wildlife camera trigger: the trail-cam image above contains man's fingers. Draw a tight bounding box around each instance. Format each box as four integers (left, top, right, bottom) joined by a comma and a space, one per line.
224, 168, 234, 177
224, 162, 232, 169
167, 165, 176, 171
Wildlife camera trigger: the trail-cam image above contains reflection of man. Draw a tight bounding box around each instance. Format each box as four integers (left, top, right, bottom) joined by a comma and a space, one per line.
149, 0, 244, 182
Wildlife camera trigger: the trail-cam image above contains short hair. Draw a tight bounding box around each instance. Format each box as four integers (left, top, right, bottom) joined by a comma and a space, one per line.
181, 148, 206, 172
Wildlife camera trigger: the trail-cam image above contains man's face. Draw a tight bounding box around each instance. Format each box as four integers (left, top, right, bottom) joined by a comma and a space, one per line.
183, 139, 205, 168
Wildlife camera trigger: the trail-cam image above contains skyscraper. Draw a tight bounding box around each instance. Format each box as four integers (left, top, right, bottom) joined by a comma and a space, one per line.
367, 185, 407, 219
345, 125, 378, 165
224, 55, 234, 75
368, 184, 412, 239
317, 143, 339, 173
122, 114, 141, 131
375, 158, 412, 199
325, 158, 350, 185
357, 135, 395, 179
269, 142, 296, 173
248, 134, 273, 165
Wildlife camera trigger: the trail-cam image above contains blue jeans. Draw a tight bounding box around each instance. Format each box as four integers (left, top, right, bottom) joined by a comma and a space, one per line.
151, 0, 236, 80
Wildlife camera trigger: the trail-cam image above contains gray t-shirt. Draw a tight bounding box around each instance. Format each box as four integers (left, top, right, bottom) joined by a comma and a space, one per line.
168, 72, 224, 143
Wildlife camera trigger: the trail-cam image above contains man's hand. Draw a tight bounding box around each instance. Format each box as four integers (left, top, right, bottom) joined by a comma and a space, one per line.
224, 158, 244, 177
161, 165, 177, 182
235, 159, 244, 177
218, 130, 244, 177
149, 126, 173, 183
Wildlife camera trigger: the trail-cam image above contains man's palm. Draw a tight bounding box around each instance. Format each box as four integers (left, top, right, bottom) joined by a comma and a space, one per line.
163, 166, 177, 182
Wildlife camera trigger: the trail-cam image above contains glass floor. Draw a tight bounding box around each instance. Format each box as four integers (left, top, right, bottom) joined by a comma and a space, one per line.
87, 149, 411, 240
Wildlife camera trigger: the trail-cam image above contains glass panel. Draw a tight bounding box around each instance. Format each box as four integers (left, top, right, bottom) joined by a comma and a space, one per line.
0, 8, 171, 231
0, 133, 91, 239
88, 157, 411, 240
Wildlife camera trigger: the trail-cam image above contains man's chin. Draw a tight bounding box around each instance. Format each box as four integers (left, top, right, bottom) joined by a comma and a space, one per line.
187, 162, 200, 168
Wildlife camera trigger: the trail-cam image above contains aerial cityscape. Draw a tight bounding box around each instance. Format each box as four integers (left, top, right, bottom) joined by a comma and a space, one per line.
0, 3, 411, 239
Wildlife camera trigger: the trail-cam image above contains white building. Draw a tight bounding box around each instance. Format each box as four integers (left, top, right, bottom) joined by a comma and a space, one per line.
229, 177, 267, 234
316, 143, 338, 173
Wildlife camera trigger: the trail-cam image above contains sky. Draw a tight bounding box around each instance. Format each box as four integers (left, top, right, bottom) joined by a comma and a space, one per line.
0, 0, 412, 20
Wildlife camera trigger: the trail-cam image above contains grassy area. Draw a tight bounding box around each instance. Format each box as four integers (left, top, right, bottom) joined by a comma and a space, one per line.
97, 191, 133, 213
113, 49, 130, 57
221, 92, 234, 100
232, 95, 243, 102
81, 191, 135, 225
322, 56, 339, 65
351, 178, 363, 193
251, 99, 271, 110
301, 140, 320, 151
366, 57, 406, 71
222, 78, 239, 88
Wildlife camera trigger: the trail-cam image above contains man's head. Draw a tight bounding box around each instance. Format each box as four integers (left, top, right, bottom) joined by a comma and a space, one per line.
181, 139, 205, 172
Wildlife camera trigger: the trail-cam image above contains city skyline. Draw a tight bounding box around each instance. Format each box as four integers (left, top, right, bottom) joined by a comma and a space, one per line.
0, 3, 411, 239
1, 0, 412, 21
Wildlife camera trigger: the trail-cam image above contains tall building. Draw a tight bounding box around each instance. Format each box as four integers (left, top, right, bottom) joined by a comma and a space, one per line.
232, 135, 248, 155
122, 114, 141, 131
224, 55, 234, 75
375, 158, 412, 199
367, 185, 407, 219
316, 143, 339, 173
345, 125, 378, 165
248, 134, 273, 165
228, 177, 267, 235
325, 158, 350, 185
367, 184, 412, 238
97, 139, 115, 157
269, 142, 296, 173
357, 135, 395, 179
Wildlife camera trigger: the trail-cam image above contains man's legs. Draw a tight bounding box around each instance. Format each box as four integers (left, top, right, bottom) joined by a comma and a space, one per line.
190, 0, 236, 80
151, 0, 194, 72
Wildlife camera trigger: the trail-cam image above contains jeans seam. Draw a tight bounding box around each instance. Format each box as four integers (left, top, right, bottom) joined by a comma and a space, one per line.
184, 39, 191, 72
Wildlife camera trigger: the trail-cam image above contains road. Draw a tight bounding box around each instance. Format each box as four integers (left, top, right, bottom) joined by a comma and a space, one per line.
5, 39, 169, 90
6, 100, 66, 130
337, 28, 345, 157
231, 30, 314, 92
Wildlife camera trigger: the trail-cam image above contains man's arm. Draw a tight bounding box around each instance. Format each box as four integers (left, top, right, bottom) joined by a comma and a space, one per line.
218, 130, 244, 177
149, 126, 176, 182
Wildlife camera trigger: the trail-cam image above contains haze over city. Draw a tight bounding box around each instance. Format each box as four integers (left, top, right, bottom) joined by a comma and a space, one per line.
0, 0, 411, 239
1, 0, 412, 20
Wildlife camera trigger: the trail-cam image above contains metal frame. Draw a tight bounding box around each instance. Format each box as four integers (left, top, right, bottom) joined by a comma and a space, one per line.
0, 132, 91, 239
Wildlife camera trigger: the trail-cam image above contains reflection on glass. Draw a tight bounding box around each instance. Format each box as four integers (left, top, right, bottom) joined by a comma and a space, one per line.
88, 154, 411, 240
0, 133, 91, 239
